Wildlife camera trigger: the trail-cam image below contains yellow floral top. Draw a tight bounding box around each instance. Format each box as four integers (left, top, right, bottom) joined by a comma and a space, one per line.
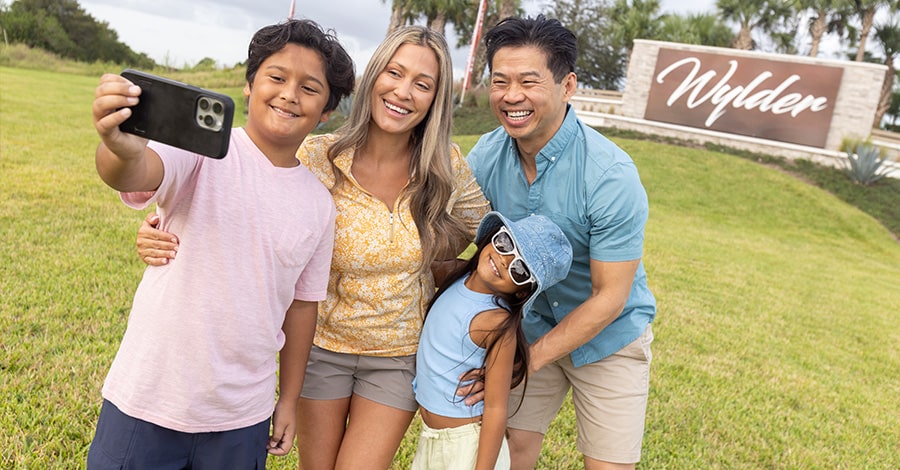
297, 134, 491, 356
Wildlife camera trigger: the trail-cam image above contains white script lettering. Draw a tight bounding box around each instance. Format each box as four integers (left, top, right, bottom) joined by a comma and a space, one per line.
655, 57, 830, 127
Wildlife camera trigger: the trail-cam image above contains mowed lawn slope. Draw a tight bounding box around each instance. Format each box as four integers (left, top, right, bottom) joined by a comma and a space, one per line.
2, 67, 898, 469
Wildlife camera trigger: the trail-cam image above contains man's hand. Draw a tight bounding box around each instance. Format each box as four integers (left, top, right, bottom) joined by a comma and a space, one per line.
456, 367, 486, 406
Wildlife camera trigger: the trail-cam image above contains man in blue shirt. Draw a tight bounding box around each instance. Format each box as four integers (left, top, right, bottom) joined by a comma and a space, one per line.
466, 15, 657, 470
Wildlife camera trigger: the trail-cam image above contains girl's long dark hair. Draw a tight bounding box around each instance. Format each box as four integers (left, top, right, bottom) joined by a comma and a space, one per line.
426, 226, 535, 408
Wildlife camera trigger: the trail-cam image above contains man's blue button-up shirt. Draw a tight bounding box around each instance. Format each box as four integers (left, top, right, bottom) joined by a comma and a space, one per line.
467, 107, 656, 366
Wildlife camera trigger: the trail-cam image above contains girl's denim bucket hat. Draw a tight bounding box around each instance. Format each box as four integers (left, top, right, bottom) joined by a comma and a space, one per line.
475, 211, 573, 314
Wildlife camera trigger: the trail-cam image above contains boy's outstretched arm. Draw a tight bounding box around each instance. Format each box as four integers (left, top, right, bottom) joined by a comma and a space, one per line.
92, 73, 164, 192
268, 299, 317, 456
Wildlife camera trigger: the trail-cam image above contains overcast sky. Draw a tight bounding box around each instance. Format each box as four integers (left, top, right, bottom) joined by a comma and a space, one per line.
79, 0, 715, 77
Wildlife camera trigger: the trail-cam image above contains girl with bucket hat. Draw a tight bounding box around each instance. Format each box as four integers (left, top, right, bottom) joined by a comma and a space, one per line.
411, 212, 572, 470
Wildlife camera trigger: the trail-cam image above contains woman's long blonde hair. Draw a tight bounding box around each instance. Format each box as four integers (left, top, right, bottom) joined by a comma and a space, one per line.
327, 26, 468, 269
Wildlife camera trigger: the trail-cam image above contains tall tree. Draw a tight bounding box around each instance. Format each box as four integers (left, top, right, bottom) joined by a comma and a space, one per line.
853, 0, 886, 61
419, 0, 469, 36
824, 1, 859, 57
872, 18, 900, 127
383, 0, 417, 33
1, 3, 77, 56
658, 13, 734, 47
609, 0, 663, 58
717, 0, 796, 50
768, 11, 801, 54
887, 85, 900, 129
800, 0, 855, 56
549, 0, 624, 90
453, 0, 522, 90
385, 0, 490, 37
497, 0, 517, 21
1, 0, 153, 66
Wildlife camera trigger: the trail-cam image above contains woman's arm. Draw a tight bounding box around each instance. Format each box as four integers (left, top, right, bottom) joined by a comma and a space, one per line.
449, 145, 492, 237
470, 309, 516, 470
136, 212, 179, 265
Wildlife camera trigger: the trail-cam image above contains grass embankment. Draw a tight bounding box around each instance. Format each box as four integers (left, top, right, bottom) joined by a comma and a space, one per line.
2, 64, 899, 468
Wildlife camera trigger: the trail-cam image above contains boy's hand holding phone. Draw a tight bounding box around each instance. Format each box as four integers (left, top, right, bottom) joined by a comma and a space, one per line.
116, 70, 234, 159
92, 73, 149, 162
93, 70, 234, 160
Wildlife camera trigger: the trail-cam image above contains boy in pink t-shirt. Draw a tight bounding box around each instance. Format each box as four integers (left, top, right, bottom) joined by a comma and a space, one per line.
86, 19, 355, 469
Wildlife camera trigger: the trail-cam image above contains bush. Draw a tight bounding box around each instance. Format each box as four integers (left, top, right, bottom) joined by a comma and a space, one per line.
843, 141, 897, 186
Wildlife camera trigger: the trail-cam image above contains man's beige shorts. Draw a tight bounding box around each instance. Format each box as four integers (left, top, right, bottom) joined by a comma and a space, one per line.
507, 324, 654, 464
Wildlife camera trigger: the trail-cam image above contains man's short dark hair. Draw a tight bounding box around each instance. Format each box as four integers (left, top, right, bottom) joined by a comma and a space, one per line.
246, 19, 355, 113
483, 14, 577, 83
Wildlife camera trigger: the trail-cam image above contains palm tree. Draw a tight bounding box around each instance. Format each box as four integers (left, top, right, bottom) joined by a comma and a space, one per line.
852, 0, 894, 61
610, 0, 663, 58
382, 0, 486, 44
497, 0, 517, 21
383, 0, 416, 33
453, 0, 522, 90
824, 2, 859, 57
549, 0, 623, 90
887, 86, 900, 129
412, 0, 470, 36
872, 18, 900, 127
717, 0, 795, 50
658, 13, 734, 47
801, 0, 855, 56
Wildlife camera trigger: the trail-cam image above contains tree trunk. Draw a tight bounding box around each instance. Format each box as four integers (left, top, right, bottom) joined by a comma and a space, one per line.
471, 42, 488, 89
474, 9, 503, 86
388, 4, 405, 34
732, 27, 753, 50
809, 10, 826, 57
874, 61, 895, 128
499, 0, 517, 22
856, 8, 876, 62
428, 11, 447, 36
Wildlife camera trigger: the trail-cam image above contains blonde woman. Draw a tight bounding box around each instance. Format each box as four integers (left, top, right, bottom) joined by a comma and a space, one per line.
135, 26, 490, 469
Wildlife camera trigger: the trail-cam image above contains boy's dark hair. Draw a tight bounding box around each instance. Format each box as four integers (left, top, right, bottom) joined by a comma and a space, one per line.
246, 19, 355, 113
483, 14, 576, 83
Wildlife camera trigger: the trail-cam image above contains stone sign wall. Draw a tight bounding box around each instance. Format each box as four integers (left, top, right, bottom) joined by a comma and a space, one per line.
621, 40, 888, 151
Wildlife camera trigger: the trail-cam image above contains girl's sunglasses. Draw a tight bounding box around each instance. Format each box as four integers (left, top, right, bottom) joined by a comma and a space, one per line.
491, 226, 535, 286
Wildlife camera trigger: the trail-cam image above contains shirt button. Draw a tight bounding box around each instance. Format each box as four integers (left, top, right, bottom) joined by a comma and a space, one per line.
551, 156, 556, 161
552, 301, 559, 307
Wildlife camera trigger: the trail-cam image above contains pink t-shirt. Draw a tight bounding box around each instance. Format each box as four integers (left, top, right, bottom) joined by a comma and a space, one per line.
101, 128, 335, 433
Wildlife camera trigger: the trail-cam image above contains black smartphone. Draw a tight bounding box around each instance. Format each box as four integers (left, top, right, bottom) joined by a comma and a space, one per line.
119, 69, 235, 159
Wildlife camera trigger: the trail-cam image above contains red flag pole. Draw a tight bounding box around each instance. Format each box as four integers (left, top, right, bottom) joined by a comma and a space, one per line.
459, 0, 487, 107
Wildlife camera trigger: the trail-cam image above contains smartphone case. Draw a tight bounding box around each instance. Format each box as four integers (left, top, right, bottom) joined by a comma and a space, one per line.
119, 69, 235, 159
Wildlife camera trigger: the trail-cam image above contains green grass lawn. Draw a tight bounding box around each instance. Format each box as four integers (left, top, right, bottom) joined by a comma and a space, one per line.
2, 66, 899, 469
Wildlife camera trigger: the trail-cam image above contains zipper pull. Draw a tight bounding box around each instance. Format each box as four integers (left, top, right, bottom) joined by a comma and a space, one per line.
389, 212, 395, 243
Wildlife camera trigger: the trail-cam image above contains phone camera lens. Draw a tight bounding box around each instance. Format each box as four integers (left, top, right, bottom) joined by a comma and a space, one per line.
213, 102, 223, 114
204, 115, 215, 126
199, 98, 210, 110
